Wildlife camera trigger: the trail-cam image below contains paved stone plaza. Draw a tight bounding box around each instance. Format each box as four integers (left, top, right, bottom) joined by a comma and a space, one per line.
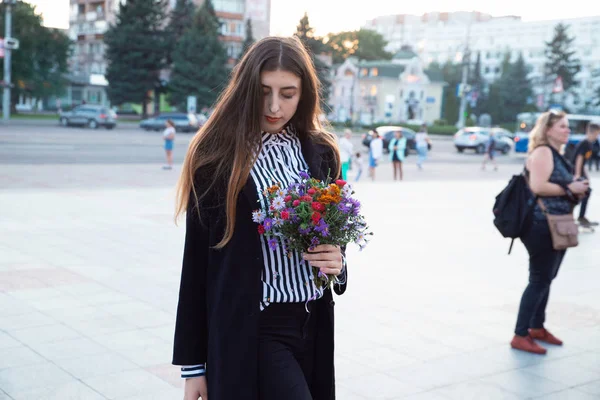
1, 125, 599, 399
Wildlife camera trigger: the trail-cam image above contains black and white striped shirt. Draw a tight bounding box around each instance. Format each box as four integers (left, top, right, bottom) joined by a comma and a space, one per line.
251, 128, 323, 310
181, 128, 337, 379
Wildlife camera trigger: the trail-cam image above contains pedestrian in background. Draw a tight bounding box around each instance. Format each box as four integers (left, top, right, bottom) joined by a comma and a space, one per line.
569, 121, 600, 227
511, 110, 589, 355
481, 130, 498, 171
415, 124, 431, 170
354, 151, 364, 182
388, 130, 406, 181
339, 129, 354, 181
369, 130, 383, 180
163, 119, 176, 170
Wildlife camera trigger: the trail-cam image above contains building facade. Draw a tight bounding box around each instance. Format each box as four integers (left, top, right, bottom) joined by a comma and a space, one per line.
364, 11, 600, 113
64, 0, 270, 109
330, 50, 445, 125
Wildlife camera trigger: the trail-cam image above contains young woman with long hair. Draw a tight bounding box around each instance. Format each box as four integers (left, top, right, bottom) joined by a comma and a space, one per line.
172, 36, 348, 400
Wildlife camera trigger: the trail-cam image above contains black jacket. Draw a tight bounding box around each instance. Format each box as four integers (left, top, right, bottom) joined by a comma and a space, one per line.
172, 133, 347, 400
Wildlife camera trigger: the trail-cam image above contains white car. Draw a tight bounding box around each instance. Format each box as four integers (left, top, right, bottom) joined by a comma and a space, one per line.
454, 127, 514, 154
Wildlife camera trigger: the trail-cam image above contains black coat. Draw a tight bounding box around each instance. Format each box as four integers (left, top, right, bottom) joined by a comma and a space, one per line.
173, 133, 348, 400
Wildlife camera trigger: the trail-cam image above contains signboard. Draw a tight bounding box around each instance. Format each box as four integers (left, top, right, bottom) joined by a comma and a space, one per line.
426, 96, 435, 104
187, 96, 197, 114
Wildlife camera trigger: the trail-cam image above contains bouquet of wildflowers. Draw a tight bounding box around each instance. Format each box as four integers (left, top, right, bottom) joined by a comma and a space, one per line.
252, 171, 372, 290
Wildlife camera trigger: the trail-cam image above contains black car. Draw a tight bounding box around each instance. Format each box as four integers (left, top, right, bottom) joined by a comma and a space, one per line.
139, 113, 199, 133
362, 126, 432, 156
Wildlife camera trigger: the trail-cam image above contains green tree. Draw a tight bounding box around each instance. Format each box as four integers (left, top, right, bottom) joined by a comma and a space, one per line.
104, 0, 168, 118
428, 61, 462, 125
355, 29, 392, 61
294, 13, 331, 108
545, 23, 581, 103
0, 1, 71, 111
498, 53, 532, 122
241, 19, 255, 57
326, 29, 391, 64
169, 0, 228, 111
165, 0, 196, 65
325, 31, 357, 64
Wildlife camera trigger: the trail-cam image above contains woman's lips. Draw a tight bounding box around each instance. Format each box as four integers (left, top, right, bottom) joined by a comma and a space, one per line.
265, 116, 281, 123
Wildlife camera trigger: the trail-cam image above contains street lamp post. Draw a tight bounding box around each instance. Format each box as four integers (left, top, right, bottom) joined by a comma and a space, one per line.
457, 19, 472, 129
2, 0, 16, 122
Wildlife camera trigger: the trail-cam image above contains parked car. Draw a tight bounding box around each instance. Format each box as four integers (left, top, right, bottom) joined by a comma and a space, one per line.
139, 113, 199, 133
453, 127, 514, 154
362, 126, 432, 156
59, 105, 117, 129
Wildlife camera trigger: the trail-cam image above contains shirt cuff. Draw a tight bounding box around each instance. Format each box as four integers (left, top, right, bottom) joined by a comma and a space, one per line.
181, 364, 206, 379
335, 255, 347, 285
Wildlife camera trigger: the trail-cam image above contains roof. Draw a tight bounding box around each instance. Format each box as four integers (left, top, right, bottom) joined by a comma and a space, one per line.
357, 61, 406, 78
393, 48, 419, 60
424, 69, 445, 83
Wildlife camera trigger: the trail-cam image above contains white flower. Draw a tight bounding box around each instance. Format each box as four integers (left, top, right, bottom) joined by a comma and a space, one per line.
277, 189, 286, 198
341, 184, 353, 198
252, 210, 266, 223
273, 217, 284, 227
272, 196, 286, 210
355, 232, 366, 245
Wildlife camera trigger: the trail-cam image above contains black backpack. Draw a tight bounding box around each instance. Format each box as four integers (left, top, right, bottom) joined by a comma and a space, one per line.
492, 171, 537, 254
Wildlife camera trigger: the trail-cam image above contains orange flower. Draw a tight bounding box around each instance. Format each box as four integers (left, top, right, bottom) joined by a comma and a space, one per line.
267, 185, 280, 194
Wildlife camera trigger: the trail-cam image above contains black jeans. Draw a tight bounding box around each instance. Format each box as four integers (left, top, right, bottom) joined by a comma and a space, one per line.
515, 220, 566, 336
579, 188, 592, 219
258, 300, 319, 400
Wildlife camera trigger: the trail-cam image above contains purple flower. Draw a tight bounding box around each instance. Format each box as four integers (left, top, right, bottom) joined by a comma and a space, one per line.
299, 225, 311, 235
268, 238, 278, 250
263, 218, 273, 231
309, 236, 320, 250
337, 202, 351, 214
349, 198, 361, 215
314, 219, 330, 237
299, 171, 310, 179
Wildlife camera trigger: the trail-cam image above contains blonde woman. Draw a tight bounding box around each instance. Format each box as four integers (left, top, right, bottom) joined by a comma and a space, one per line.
511, 110, 589, 354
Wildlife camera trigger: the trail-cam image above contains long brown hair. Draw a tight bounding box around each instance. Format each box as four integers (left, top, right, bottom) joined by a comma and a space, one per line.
175, 36, 340, 249
528, 110, 567, 153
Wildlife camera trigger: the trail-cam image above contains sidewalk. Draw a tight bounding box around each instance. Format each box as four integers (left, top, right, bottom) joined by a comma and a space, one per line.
1, 165, 599, 399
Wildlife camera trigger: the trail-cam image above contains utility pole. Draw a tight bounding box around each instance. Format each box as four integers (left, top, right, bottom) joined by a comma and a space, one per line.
457, 18, 472, 129
2, 0, 16, 122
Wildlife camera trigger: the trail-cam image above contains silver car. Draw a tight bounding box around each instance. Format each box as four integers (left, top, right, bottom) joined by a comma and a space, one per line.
59, 105, 117, 129
139, 113, 199, 133
454, 127, 514, 154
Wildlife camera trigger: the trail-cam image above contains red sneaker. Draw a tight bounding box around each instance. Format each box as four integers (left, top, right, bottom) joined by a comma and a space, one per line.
529, 328, 563, 346
510, 335, 547, 355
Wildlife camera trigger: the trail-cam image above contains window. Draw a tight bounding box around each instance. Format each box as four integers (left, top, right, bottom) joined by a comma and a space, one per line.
494, 67, 500, 73
213, 0, 244, 14
78, 4, 85, 15
370, 85, 377, 96
370, 68, 378, 77
484, 66, 490, 73
360, 68, 368, 77
486, 52, 491, 59
341, 87, 345, 96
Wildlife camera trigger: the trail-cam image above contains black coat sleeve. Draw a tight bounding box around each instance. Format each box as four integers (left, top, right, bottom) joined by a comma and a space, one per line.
172, 199, 210, 366
322, 143, 349, 296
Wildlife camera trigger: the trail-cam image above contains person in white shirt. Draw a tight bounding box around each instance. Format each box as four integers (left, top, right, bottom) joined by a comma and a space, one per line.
338, 129, 354, 180
354, 151, 365, 182
415, 124, 431, 170
369, 130, 384, 180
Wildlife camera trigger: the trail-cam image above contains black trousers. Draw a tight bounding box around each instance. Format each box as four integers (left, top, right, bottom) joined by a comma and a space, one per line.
258, 300, 319, 400
515, 220, 566, 336
579, 188, 592, 219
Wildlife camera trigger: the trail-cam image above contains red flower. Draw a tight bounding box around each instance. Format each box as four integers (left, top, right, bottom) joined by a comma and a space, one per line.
311, 212, 321, 224
307, 188, 317, 195
311, 202, 325, 212
292, 200, 301, 207
335, 179, 347, 187
257, 225, 265, 234
281, 210, 290, 220
284, 195, 292, 202
301, 195, 313, 202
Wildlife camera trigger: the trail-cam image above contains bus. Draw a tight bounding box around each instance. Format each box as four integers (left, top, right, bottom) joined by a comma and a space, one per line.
513, 112, 596, 153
